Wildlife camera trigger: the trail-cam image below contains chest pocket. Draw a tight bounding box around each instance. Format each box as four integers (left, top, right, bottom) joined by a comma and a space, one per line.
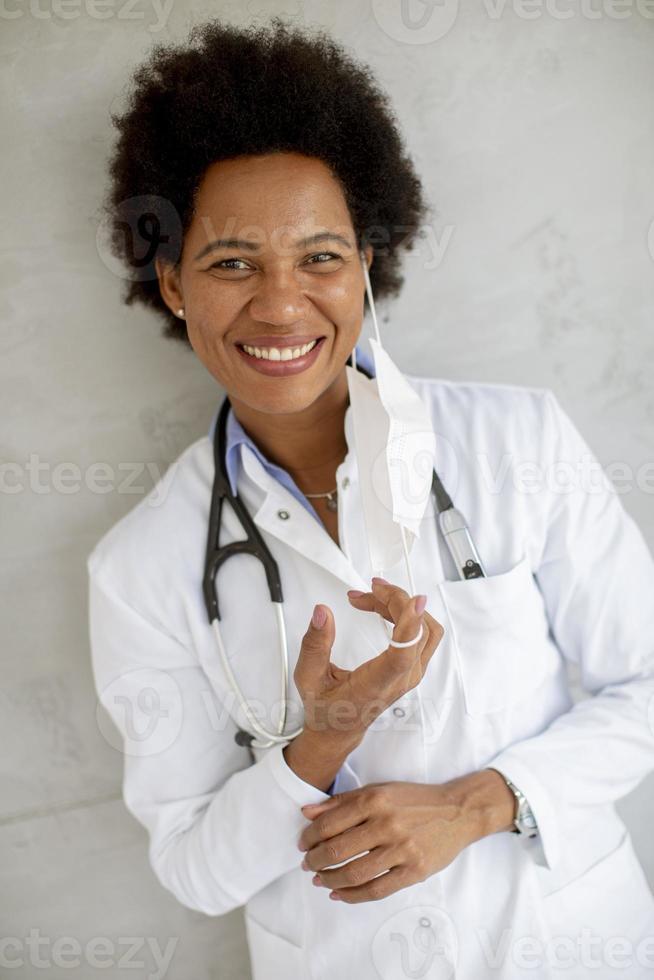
437, 553, 556, 715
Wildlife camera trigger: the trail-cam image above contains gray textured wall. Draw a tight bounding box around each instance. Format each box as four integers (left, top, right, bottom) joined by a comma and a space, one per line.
2, 2, 653, 977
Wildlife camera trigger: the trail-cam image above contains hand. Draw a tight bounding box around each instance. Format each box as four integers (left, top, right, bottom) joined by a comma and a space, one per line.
296, 770, 516, 904
293, 579, 444, 748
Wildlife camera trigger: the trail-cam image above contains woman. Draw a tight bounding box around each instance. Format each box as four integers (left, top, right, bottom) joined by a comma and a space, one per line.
88, 17, 654, 979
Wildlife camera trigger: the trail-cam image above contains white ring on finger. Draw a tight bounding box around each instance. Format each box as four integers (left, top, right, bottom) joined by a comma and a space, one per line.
387, 622, 424, 649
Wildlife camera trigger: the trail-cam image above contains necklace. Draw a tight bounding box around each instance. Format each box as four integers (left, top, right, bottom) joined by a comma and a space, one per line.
304, 486, 338, 512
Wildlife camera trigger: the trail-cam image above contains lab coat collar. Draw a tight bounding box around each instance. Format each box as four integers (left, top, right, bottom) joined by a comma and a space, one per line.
237, 404, 369, 592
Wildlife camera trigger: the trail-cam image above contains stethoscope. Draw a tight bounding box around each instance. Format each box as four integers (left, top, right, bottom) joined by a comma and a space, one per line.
202, 355, 487, 750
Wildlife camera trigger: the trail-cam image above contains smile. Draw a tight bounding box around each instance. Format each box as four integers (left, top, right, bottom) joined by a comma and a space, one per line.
240, 339, 319, 361
235, 336, 326, 377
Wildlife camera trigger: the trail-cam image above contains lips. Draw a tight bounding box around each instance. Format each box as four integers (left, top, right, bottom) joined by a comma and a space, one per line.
235, 335, 326, 376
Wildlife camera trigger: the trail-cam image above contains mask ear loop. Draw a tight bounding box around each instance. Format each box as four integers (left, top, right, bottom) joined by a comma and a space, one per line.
358, 250, 419, 611
359, 248, 382, 348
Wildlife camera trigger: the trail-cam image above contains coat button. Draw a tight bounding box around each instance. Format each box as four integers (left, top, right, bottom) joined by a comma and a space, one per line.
341, 476, 350, 489
277, 510, 290, 520
392, 706, 406, 718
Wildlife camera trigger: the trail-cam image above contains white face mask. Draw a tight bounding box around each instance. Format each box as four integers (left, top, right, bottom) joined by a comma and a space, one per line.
345, 250, 436, 594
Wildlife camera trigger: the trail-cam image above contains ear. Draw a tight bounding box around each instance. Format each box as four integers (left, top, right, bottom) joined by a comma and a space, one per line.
154, 257, 184, 317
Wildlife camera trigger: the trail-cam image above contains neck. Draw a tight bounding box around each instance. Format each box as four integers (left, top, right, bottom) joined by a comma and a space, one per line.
229, 370, 349, 493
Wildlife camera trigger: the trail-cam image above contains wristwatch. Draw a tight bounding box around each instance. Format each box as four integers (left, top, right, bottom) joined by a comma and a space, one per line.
488, 768, 539, 838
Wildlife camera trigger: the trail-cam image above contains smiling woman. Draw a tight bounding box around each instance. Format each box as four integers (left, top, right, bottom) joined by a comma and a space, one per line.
100, 16, 430, 508
89, 14, 654, 980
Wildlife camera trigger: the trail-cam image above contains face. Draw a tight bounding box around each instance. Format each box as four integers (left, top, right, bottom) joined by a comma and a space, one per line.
156, 151, 373, 416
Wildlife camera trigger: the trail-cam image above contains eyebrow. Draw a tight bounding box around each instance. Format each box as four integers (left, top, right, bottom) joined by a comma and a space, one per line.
194, 231, 354, 262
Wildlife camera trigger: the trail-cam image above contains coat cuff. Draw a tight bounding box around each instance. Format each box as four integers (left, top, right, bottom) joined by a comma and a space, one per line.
482, 750, 561, 872
266, 742, 333, 806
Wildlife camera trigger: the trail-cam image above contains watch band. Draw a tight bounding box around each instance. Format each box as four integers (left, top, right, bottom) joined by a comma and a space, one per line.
487, 768, 539, 838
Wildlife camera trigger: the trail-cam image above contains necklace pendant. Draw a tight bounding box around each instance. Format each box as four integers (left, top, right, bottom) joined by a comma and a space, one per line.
326, 492, 338, 512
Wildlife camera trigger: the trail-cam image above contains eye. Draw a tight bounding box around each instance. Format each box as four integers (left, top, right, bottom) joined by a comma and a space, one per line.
209, 258, 250, 271
207, 251, 341, 273
306, 251, 340, 264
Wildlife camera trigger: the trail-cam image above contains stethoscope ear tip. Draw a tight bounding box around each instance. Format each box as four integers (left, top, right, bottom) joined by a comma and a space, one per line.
234, 729, 255, 748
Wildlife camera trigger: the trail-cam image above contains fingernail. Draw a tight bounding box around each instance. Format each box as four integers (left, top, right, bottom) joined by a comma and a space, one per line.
372, 576, 389, 585
311, 605, 327, 629
301, 856, 309, 870
414, 594, 427, 615
347, 589, 364, 598
329, 892, 342, 900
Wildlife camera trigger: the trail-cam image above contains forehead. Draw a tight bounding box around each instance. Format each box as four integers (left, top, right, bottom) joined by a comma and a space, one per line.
189, 152, 353, 238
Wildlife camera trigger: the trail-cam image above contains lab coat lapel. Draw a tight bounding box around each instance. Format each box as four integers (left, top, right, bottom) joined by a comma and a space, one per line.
237, 434, 370, 594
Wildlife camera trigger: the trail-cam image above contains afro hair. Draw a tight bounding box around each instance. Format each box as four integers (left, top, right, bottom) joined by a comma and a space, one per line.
102, 16, 432, 343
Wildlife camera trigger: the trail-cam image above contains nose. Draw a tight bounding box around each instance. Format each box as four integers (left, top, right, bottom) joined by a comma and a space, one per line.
247, 268, 312, 326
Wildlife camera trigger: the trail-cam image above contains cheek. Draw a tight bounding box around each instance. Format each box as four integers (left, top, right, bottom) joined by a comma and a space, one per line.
312, 275, 365, 333
184, 279, 239, 350
318, 277, 356, 307
185, 309, 233, 384
188, 279, 237, 328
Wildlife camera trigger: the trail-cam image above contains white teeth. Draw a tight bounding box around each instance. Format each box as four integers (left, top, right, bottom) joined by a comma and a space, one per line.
241, 339, 319, 361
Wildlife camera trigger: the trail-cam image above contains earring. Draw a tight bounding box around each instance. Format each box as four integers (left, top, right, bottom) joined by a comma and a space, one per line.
176, 308, 185, 318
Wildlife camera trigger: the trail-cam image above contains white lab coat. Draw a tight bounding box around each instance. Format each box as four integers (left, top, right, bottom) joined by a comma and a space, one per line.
87, 375, 654, 980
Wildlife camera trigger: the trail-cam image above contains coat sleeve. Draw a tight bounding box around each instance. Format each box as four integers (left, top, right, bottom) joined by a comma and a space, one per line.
484, 388, 654, 873
87, 565, 358, 916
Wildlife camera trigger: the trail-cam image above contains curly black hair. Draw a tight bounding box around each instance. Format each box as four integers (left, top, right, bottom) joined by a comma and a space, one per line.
102, 16, 432, 344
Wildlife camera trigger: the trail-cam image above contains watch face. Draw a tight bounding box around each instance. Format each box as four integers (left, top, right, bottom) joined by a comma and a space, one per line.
517, 805, 537, 832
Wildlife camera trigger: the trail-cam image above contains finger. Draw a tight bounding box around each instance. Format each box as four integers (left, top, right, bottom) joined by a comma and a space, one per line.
303, 820, 382, 873
298, 795, 366, 852
347, 589, 394, 624
301, 798, 338, 818
294, 603, 336, 688
390, 590, 428, 648
315, 845, 394, 889
348, 583, 443, 692
370, 576, 411, 610
349, 591, 442, 669
418, 610, 445, 673
348, 581, 422, 644
329, 865, 408, 904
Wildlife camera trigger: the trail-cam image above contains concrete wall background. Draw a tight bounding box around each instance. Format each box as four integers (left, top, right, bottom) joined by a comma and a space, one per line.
1, 1, 653, 976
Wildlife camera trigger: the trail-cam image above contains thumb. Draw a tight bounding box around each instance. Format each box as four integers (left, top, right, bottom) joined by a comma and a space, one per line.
295, 604, 335, 684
